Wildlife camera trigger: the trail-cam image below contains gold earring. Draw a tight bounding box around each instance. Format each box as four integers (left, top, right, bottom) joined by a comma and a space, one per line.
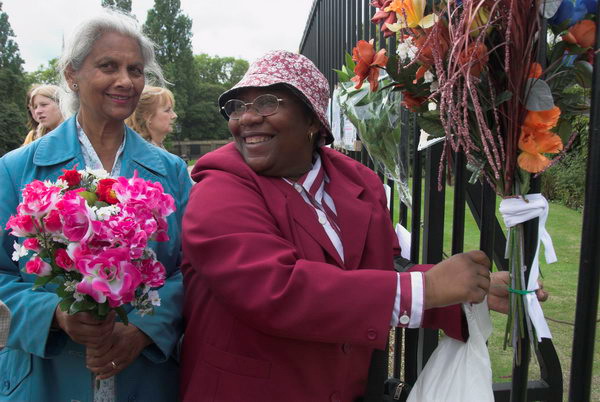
308, 131, 315, 142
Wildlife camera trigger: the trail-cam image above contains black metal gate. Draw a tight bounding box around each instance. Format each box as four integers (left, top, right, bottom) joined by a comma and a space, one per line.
299, 1, 600, 401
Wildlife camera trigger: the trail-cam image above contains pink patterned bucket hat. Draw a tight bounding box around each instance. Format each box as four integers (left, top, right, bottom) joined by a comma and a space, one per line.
219, 50, 333, 145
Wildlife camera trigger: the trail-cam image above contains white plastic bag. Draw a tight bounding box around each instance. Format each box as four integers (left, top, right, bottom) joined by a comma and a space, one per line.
407, 299, 494, 402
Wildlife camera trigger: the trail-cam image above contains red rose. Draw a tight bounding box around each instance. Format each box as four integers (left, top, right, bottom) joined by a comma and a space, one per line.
58, 168, 82, 187
96, 178, 119, 204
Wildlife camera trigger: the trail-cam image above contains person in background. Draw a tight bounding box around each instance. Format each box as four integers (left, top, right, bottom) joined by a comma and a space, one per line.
0, 300, 9, 349
125, 85, 177, 149
179, 50, 540, 402
23, 84, 40, 143
0, 10, 191, 402
22, 84, 64, 146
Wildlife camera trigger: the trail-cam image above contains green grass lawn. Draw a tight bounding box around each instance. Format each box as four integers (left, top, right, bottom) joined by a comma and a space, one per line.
391, 182, 599, 401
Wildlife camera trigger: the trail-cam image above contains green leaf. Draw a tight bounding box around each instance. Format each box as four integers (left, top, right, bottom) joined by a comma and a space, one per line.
32, 275, 55, 289
334, 68, 351, 83
69, 299, 96, 314
549, 41, 568, 65
115, 306, 129, 325
386, 54, 401, 82
345, 52, 356, 71
98, 301, 109, 317
573, 61, 593, 89
494, 91, 513, 107
93, 201, 110, 209
417, 111, 445, 137
78, 191, 98, 206
557, 119, 574, 143
58, 297, 75, 313
525, 78, 554, 111
55, 283, 70, 298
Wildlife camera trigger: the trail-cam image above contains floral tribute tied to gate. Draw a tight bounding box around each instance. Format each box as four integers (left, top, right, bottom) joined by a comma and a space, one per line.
6, 167, 175, 323
337, 0, 595, 361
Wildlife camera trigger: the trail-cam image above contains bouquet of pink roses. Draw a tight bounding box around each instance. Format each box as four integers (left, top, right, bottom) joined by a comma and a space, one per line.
5, 167, 175, 324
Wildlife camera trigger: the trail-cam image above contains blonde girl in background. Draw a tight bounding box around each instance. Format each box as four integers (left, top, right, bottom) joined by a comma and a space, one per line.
126, 85, 177, 149
22, 84, 64, 146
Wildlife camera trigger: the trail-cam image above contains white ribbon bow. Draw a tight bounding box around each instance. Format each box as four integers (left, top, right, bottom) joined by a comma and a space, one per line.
498, 194, 555, 341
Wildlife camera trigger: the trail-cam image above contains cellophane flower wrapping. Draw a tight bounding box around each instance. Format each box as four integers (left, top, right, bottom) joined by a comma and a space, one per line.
6, 167, 176, 323
337, 71, 413, 208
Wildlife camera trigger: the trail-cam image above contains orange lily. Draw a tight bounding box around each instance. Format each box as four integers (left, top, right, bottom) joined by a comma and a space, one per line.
523, 106, 561, 131
517, 107, 563, 173
563, 20, 596, 49
351, 40, 389, 92
385, 0, 437, 30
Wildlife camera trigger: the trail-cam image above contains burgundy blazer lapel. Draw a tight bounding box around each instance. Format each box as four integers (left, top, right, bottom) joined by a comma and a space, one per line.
323, 156, 373, 270
271, 179, 345, 267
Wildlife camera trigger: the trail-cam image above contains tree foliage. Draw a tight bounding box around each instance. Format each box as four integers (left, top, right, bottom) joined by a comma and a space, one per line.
195, 54, 249, 89
101, 0, 132, 12
0, 2, 26, 155
26, 58, 60, 86
144, 0, 198, 142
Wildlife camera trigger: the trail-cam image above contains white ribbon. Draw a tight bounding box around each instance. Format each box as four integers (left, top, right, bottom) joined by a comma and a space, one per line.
498, 194, 555, 341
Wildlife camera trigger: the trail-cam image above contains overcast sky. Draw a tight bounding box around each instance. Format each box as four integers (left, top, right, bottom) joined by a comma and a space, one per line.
3, 0, 315, 72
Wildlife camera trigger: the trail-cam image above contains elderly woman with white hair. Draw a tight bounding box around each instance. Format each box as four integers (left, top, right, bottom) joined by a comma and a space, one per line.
0, 10, 190, 402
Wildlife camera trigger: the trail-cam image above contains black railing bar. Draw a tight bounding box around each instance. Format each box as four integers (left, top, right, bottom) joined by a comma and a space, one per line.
479, 181, 496, 261
452, 151, 466, 255
568, 1, 600, 399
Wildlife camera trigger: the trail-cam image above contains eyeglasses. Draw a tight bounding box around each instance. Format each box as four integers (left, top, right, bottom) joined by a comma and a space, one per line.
222, 94, 284, 120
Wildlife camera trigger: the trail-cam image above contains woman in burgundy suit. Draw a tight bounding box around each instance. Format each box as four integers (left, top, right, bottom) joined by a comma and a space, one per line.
180, 51, 506, 401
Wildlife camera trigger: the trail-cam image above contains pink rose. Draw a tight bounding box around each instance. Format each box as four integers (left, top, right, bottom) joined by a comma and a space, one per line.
56, 191, 94, 242
25, 256, 52, 277
5, 214, 37, 237
23, 238, 41, 251
138, 258, 166, 287
55, 248, 75, 271
43, 209, 63, 233
76, 248, 142, 307
112, 173, 175, 218
17, 180, 62, 218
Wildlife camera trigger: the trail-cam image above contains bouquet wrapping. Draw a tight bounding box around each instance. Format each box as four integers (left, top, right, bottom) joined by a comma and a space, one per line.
337, 61, 413, 207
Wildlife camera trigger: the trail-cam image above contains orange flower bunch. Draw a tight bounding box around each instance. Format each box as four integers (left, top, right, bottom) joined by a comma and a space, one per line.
517, 106, 563, 173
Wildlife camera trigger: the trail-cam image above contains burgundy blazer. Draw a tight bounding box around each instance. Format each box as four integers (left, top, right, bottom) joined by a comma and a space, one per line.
180, 144, 463, 402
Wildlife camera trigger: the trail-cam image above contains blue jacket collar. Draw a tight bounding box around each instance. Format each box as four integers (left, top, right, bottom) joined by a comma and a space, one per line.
32, 115, 168, 177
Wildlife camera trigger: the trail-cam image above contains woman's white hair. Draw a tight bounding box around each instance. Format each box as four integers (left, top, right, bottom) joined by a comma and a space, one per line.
57, 9, 165, 117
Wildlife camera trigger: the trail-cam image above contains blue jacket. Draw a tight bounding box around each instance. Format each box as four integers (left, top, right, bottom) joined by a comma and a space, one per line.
0, 116, 192, 401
